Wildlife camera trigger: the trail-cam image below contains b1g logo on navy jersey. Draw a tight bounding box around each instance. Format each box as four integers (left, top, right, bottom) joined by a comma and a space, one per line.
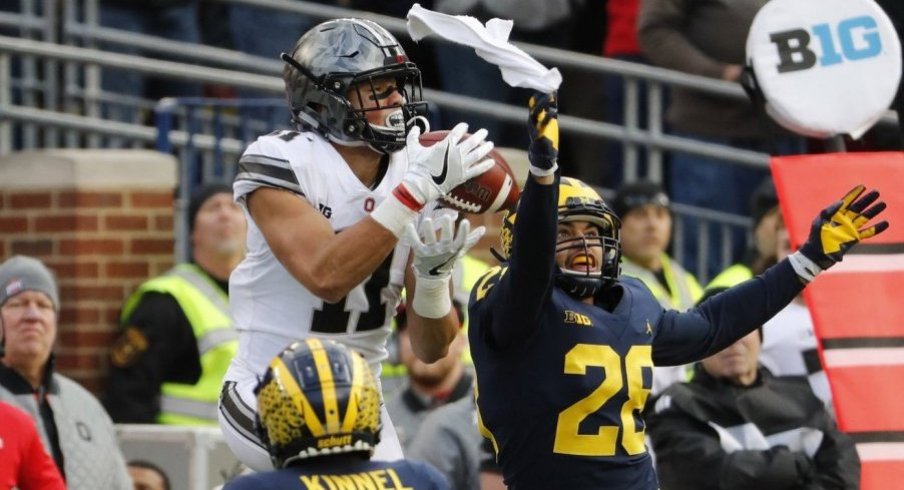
746, 0, 900, 139
770, 15, 882, 73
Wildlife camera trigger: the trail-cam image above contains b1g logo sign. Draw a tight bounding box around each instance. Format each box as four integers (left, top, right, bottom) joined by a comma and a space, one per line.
771, 15, 883, 73
746, 0, 901, 138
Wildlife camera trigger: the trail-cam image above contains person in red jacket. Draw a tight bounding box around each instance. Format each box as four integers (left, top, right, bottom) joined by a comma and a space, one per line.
0, 400, 65, 490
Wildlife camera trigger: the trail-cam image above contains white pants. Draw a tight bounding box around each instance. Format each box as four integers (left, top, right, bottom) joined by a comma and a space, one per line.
218, 376, 403, 472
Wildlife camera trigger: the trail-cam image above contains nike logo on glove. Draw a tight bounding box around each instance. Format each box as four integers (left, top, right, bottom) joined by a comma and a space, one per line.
428, 256, 457, 276
431, 143, 450, 185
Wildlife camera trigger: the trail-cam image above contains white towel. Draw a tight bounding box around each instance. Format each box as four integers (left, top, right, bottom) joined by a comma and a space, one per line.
406, 3, 562, 92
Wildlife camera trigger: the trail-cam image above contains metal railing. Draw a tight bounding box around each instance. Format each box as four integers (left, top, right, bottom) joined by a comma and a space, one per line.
2, 0, 899, 278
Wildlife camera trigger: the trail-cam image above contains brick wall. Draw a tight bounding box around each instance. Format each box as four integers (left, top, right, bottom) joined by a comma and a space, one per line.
0, 150, 177, 393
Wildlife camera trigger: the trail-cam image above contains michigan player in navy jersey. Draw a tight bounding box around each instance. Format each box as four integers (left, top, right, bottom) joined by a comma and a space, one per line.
467, 92, 888, 490
219, 18, 492, 469
224, 339, 449, 490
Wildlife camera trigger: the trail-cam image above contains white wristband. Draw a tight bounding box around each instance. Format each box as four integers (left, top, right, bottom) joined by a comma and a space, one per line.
412, 275, 452, 319
788, 251, 823, 283
529, 160, 559, 177
371, 193, 420, 238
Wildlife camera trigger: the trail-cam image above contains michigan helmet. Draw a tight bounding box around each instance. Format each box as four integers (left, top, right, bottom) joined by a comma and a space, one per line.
500, 177, 621, 297
282, 18, 427, 154
254, 338, 381, 468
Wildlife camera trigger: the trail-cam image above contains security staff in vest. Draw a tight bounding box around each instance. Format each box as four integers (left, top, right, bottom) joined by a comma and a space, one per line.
613, 180, 702, 394
0, 255, 132, 489
104, 183, 247, 425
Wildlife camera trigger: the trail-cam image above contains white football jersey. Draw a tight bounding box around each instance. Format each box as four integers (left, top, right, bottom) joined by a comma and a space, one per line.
227, 129, 451, 382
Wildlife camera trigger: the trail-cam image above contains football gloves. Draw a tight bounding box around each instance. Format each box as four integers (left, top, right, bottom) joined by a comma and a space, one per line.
527, 91, 559, 177
404, 214, 485, 280
791, 184, 888, 282
402, 123, 495, 207
404, 214, 485, 318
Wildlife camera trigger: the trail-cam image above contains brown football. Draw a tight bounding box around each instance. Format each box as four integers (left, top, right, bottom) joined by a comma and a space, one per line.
418, 130, 520, 214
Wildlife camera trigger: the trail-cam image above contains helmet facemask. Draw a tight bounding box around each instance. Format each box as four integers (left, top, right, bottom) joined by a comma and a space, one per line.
497, 177, 622, 299
554, 219, 621, 299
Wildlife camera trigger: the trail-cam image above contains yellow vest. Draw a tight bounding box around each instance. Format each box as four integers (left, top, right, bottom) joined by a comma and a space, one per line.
705, 263, 754, 291
620, 254, 703, 310
121, 264, 237, 426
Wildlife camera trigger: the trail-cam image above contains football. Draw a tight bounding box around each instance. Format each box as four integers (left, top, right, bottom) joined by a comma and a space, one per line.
418, 130, 520, 214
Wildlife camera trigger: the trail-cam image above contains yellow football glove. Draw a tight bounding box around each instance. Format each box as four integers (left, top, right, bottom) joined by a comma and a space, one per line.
527, 91, 559, 177
799, 184, 889, 270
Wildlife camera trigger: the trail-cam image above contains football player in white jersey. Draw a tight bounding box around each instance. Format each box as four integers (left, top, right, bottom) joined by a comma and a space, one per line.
218, 18, 495, 470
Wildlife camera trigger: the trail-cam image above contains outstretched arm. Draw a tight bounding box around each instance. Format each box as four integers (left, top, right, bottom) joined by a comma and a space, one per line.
485, 92, 560, 348
654, 184, 889, 365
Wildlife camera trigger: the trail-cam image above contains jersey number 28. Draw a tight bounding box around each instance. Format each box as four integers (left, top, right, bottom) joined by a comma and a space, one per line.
553, 344, 652, 457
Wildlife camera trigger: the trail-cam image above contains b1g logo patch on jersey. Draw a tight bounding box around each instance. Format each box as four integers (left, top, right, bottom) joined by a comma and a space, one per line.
746, 0, 900, 138
564, 310, 592, 327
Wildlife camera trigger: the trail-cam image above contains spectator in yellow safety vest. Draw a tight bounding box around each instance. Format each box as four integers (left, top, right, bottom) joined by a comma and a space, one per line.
104, 183, 246, 425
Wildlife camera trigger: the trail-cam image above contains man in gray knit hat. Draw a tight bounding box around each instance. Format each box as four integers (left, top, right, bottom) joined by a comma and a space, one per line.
0, 255, 132, 489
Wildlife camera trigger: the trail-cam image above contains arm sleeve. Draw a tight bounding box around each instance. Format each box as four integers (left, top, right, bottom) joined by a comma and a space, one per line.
652, 259, 805, 366
19, 418, 66, 490
810, 410, 861, 489
649, 406, 813, 490
637, 0, 727, 79
485, 175, 559, 348
103, 293, 200, 423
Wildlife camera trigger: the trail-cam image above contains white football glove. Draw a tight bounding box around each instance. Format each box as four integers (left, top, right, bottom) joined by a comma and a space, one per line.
404, 214, 485, 280
402, 122, 495, 206
404, 214, 485, 318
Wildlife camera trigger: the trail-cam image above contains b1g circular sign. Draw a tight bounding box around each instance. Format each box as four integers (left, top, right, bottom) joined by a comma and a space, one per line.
746, 0, 901, 138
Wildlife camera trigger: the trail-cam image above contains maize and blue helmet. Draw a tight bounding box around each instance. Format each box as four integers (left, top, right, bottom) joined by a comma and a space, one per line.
254, 338, 381, 468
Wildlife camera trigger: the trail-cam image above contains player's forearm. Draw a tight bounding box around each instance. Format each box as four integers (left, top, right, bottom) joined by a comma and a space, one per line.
283, 219, 398, 303
509, 175, 558, 288
406, 308, 460, 362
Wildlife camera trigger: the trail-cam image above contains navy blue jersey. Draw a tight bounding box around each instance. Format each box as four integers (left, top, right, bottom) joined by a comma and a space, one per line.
223, 458, 449, 490
468, 176, 804, 490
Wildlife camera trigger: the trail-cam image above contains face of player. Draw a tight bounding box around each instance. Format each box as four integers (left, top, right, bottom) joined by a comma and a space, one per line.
555, 221, 605, 275
618, 204, 671, 267
0, 291, 57, 372
191, 192, 247, 258
347, 76, 406, 127
701, 329, 761, 386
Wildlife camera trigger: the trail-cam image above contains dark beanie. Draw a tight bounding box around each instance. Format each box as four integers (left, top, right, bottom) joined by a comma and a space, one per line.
612, 180, 670, 218
188, 183, 233, 232
750, 177, 778, 228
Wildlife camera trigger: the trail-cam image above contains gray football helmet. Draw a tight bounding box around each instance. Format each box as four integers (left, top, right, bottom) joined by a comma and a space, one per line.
282, 18, 427, 154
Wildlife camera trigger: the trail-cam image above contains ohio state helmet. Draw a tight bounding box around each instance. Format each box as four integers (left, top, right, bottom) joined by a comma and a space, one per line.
281, 18, 427, 154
